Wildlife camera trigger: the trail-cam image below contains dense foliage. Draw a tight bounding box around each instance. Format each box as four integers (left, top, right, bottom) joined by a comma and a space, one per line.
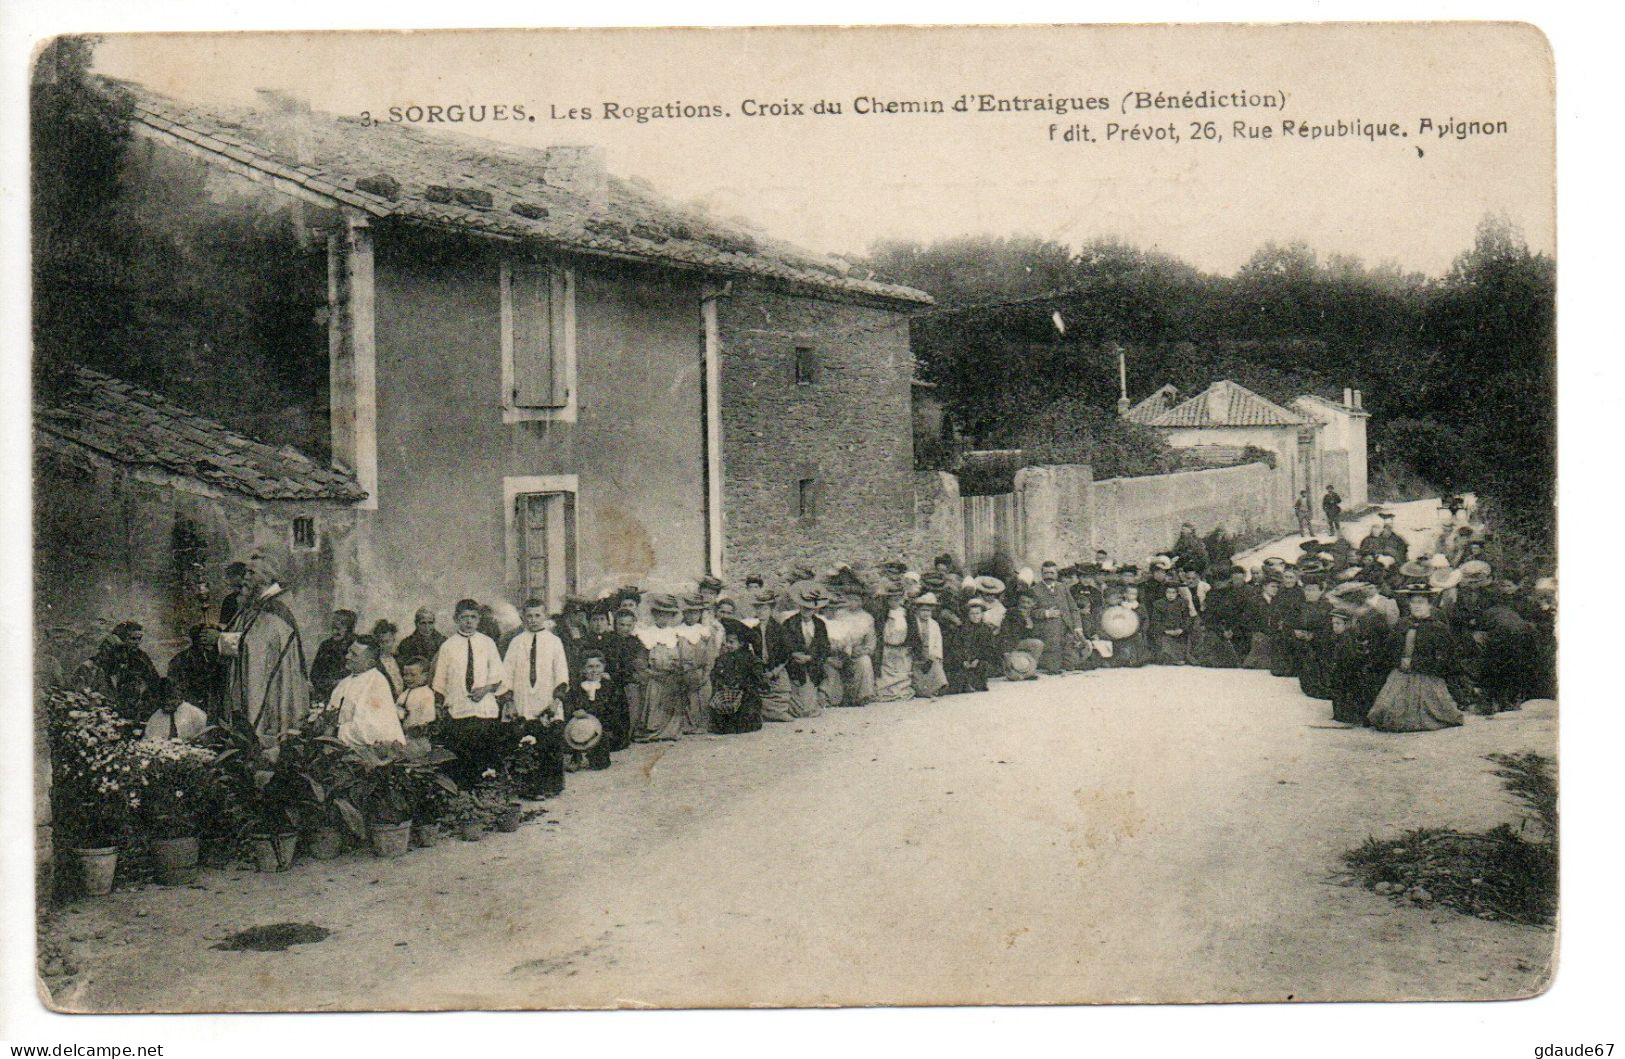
878, 222, 1554, 540
32, 37, 330, 456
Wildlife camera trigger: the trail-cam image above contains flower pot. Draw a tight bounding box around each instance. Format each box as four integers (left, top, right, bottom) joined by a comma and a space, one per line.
412, 823, 440, 848
369, 820, 412, 859
152, 836, 200, 885
458, 820, 484, 842
307, 827, 345, 861
72, 847, 118, 897
251, 833, 298, 872
494, 804, 523, 833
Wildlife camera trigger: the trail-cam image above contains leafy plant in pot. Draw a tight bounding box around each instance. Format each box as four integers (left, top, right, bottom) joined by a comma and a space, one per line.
443, 791, 489, 842
212, 718, 310, 871
335, 742, 457, 858
474, 767, 524, 834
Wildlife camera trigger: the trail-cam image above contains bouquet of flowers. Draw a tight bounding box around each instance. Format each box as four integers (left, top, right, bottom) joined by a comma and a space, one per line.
129, 740, 220, 840
46, 689, 139, 847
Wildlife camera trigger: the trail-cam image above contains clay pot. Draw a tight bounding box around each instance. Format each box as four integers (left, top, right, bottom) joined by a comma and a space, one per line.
151, 835, 199, 885
73, 847, 118, 896
251, 832, 298, 872
494, 804, 523, 833
412, 823, 440, 848
369, 820, 412, 859
306, 827, 344, 861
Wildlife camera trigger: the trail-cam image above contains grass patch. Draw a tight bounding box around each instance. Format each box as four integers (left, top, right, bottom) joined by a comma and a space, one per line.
1341, 753, 1556, 927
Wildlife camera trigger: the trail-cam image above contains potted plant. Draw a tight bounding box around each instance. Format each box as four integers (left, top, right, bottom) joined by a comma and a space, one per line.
45, 689, 138, 896
298, 735, 361, 860
212, 719, 308, 871
413, 779, 458, 847
335, 743, 456, 858
130, 739, 219, 885
443, 791, 487, 842
473, 767, 523, 833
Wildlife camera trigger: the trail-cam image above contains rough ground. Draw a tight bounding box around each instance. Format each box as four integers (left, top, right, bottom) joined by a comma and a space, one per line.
47, 667, 1555, 1012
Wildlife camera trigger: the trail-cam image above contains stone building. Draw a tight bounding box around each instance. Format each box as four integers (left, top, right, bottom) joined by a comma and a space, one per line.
46, 80, 930, 634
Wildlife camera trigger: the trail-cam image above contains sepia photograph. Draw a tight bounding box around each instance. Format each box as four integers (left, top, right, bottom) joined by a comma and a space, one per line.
17, 18, 1573, 1020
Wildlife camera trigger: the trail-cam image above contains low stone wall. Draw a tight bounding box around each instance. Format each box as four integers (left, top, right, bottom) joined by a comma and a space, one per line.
1089, 462, 1281, 563
912, 461, 1288, 572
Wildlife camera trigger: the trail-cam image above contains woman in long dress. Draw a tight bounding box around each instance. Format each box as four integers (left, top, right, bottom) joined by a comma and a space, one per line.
1366, 584, 1465, 733
873, 583, 916, 702
632, 594, 688, 742
840, 593, 877, 706
677, 596, 717, 735
910, 594, 948, 697
708, 620, 765, 734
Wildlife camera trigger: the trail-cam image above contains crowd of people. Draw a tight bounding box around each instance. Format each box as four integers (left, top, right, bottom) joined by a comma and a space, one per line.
50, 502, 1558, 803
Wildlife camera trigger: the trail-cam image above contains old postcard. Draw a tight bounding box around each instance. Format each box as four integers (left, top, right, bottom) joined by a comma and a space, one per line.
27, 23, 1557, 1012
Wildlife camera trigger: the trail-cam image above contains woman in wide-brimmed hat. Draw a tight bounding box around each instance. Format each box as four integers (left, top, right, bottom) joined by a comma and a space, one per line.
909, 593, 948, 697
1364, 578, 1465, 733
631, 593, 688, 742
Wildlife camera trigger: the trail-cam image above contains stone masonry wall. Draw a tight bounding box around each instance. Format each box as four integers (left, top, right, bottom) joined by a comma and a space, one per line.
718, 288, 917, 580
1089, 462, 1281, 563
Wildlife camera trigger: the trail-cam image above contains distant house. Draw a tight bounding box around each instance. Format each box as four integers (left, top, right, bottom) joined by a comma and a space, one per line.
39, 80, 932, 639
1123, 379, 1368, 520
1289, 390, 1370, 510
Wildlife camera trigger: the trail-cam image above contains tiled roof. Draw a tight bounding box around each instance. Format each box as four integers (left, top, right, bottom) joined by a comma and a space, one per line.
1123, 384, 1181, 425
1134, 380, 1310, 429
1292, 393, 1370, 418
36, 368, 366, 502
113, 80, 931, 308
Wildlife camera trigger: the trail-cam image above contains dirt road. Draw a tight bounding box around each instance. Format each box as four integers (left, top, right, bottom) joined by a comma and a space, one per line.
51, 658, 1554, 1012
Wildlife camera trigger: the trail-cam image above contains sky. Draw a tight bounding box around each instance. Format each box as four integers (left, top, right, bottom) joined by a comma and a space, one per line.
91, 25, 1554, 278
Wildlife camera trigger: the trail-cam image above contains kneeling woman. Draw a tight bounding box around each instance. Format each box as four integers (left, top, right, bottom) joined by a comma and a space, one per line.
709, 619, 765, 734
1365, 577, 1465, 733
633, 594, 689, 742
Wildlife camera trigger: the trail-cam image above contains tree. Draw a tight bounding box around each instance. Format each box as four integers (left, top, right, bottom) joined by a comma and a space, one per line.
31, 35, 134, 396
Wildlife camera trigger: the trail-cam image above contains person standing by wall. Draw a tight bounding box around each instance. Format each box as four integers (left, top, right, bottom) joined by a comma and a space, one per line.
1322, 485, 1343, 537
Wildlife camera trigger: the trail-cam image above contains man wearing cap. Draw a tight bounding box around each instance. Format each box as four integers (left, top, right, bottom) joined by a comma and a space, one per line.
779, 581, 831, 718
1294, 490, 1314, 537
220, 554, 311, 746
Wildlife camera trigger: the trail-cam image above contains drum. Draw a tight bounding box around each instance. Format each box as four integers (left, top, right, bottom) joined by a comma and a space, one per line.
1099, 604, 1140, 640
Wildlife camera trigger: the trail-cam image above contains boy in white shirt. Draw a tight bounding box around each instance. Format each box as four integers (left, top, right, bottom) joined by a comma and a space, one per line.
432, 599, 509, 786
396, 656, 438, 751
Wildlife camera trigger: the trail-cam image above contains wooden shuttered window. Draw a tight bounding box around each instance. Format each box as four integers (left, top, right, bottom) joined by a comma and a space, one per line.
516, 491, 577, 611
508, 261, 570, 409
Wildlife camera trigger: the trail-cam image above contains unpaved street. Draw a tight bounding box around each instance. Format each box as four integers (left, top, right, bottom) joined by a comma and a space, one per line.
52, 660, 1554, 1012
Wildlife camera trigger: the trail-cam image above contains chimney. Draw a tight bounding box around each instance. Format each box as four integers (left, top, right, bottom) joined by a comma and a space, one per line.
1352, 389, 1363, 410
1342, 387, 1353, 407
543, 145, 608, 211
1205, 384, 1227, 423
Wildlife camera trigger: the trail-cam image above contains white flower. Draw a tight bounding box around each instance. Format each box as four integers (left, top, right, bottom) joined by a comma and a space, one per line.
519, 735, 536, 746
481, 768, 497, 780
